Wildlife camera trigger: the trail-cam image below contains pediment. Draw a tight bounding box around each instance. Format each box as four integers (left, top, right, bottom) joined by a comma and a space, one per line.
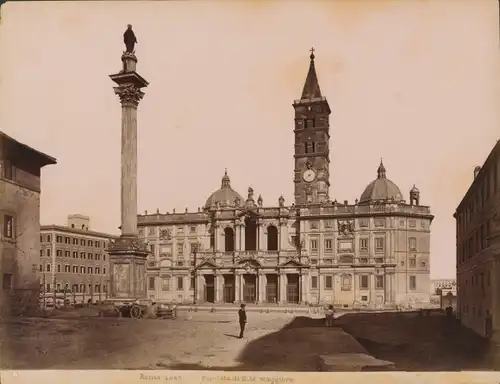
237, 258, 262, 267
237, 208, 262, 219
280, 258, 306, 268
196, 259, 217, 269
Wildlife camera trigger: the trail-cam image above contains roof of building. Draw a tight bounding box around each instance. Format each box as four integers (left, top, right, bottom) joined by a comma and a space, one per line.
204, 169, 245, 210
359, 160, 404, 204
454, 139, 500, 214
0, 131, 57, 167
40, 225, 118, 239
300, 48, 323, 100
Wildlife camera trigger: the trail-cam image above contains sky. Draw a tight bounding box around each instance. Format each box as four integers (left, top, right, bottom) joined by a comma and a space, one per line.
1, 0, 499, 279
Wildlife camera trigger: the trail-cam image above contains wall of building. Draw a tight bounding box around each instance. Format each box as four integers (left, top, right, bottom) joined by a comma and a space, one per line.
139, 202, 432, 306
0, 170, 42, 316
39, 227, 112, 302
455, 142, 500, 338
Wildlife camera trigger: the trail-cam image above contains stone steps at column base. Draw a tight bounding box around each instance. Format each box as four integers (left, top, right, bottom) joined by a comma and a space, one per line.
317, 353, 396, 372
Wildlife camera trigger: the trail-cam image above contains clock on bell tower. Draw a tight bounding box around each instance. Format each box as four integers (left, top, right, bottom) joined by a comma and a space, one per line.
293, 48, 331, 205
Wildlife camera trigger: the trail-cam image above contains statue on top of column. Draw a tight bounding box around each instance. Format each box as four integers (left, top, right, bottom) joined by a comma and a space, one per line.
124, 24, 138, 53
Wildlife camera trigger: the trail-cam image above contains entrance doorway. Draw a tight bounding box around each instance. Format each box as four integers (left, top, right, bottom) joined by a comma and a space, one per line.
266, 274, 278, 303
286, 274, 299, 304
204, 275, 215, 303
223, 274, 235, 303
243, 274, 256, 303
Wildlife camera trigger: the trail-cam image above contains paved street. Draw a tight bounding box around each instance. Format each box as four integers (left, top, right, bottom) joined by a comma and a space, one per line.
0, 310, 493, 371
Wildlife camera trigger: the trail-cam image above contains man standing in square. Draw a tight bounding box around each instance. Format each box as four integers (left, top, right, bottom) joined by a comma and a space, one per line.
238, 304, 247, 339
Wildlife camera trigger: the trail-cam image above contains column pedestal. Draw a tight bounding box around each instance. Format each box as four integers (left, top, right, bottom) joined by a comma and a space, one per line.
107, 236, 149, 301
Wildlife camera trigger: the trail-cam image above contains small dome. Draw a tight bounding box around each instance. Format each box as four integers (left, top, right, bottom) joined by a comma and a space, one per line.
204, 169, 244, 209
359, 160, 404, 204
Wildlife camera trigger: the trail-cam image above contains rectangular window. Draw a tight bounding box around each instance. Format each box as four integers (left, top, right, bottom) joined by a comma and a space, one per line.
189, 226, 196, 233
65, 250, 70, 257
65, 237, 70, 244
73, 251, 77, 258
359, 219, 369, 228
150, 244, 155, 256
374, 219, 385, 227
324, 239, 332, 251
56, 249, 62, 257
80, 266, 85, 273
324, 220, 333, 229
88, 253, 93, 260
72, 266, 78, 273
87, 267, 93, 274
3, 215, 13, 238
2, 273, 12, 290
80, 252, 85, 259
47, 235, 51, 242
177, 243, 184, 257
310, 239, 318, 251
409, 220, 416, 228
56, 236, 62, 243
80, 239, 85, 246
409, 276, 417, 290
311, 276, 318, 289
376, 275, 384, 289
359, 238, 368, 252
73, 238, 78, 245
190, 277, 195, 290
148, 277, 155, 290
57, 264, 61, 273
95, 241, 101, 247
305, 118, 314, 129
103, 267, 106, 274
96, 267, 100, 274
410, 258, 416, 268
88, 240, 94, 247
325, 275, 333, 289
409, 237, 417, 251
375, 238, 384, 252
177, 277, 184, 290
96, 253, 101, 260
360, 275, 368, 289
310, 221, 319, 230
46, 264, 51, 272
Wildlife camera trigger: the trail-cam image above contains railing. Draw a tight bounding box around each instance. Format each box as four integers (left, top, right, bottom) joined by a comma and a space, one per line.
300, 204, 431, 216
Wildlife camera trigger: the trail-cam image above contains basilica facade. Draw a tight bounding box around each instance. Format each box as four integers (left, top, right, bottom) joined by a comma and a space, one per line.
138, 51, 433, 308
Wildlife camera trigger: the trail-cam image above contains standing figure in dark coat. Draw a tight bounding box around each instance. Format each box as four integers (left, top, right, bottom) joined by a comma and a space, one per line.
124, 24, 137, 53
238, 304, 247, 339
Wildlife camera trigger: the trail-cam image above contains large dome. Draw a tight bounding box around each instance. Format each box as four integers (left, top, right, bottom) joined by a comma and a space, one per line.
359, 160, 404, 204
204, 170, 244, 209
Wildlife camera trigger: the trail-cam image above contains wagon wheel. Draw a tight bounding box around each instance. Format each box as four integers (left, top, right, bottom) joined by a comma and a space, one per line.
130, 305, 142, 319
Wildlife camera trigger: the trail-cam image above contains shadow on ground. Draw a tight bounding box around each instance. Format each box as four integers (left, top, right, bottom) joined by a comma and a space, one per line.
334, 311, 492, 371
169, 312, 493, 372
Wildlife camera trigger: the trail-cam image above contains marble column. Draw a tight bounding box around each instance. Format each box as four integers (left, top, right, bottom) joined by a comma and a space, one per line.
369, 273, 376, 305
215, 273, 222, 303
234, 272, 240, 303
258, 272, 266, 302
279, 272, 287, 304
241, 225, 246, 251
301, 272, 308, 304
107, 47, 150, 301
235, 224, 241, 251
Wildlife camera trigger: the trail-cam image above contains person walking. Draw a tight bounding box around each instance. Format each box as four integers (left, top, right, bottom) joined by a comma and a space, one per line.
238, 304, 247, 339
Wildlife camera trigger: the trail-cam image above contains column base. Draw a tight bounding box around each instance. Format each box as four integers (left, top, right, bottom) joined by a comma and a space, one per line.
107, 236, 149, 301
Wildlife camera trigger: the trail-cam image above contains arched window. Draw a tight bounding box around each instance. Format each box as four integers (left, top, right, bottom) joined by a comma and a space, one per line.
224, 227, 235, 252
267, 225, 278, 251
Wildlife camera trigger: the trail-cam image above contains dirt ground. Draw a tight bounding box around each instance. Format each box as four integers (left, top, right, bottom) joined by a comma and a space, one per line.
0, 311, 363, 371
0, 310, 494, 371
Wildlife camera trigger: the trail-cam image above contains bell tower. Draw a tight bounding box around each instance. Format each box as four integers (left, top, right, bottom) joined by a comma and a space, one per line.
293, 48, 331, 205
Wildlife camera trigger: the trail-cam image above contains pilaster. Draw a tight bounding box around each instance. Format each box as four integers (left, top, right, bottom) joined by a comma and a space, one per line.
240, 224, 246, 251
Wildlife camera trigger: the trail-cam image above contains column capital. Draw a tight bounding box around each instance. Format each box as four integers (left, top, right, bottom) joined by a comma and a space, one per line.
114, 84, 145, 107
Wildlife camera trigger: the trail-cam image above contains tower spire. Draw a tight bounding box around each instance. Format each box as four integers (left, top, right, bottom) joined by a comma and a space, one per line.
300, 47, 322, 100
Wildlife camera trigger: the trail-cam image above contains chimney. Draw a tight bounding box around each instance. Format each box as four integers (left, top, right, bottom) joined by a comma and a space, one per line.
474, 166, 481, 180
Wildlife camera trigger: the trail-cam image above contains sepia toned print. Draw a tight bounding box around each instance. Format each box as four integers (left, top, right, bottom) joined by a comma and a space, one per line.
1, 0, 500, 377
